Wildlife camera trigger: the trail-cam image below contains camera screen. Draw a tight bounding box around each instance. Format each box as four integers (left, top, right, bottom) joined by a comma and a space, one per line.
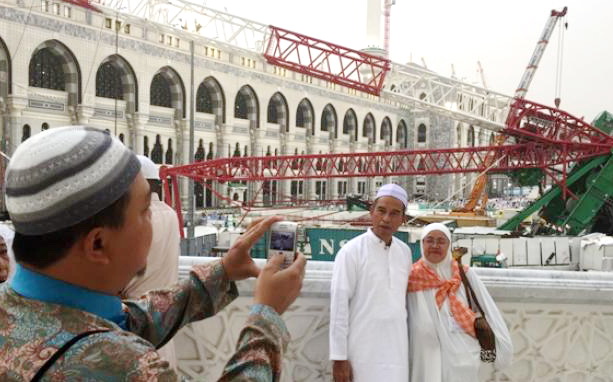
270, 231, 295, 251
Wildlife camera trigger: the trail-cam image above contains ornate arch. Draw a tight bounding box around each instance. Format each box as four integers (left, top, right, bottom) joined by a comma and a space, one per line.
417, 123, 427, 143
196, 76, 225, 125
0, 37, 10, 101
362, 113, 376, 144
397, 120, 408, 148
96, 54, 138, 113
235, 85, 259, 130
343, 108, 358, 140
29, 39, 81, 108
321, 103, 337, 138
267, 91, 288, 132
380, 116, 392, 146
151, 66, 185, 119
296, 98, 315, 135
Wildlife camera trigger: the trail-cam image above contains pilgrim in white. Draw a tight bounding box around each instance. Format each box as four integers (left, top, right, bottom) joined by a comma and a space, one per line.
329, 184, 413, 382
407, 223, 513, 382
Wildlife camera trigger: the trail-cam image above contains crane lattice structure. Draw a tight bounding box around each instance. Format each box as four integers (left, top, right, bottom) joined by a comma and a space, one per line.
83, 1, 604, 235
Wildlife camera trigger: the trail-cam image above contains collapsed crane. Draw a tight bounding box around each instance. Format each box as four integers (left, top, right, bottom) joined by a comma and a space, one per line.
84, 2, 608, 236
452, 6, 568, 215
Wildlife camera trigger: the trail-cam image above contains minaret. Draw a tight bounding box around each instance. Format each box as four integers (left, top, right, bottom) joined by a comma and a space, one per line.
363, 0, 388, 57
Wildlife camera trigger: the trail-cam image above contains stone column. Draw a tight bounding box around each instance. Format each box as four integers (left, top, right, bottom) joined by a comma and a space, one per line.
76, 105, 95, 126
6, 96, 27, 155
133, 113, 149, 155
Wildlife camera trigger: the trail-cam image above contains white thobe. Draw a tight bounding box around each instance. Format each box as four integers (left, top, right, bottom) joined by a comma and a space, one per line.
123, 194, 181, 369
330, 229, 412, 382
407, 269, 513, 382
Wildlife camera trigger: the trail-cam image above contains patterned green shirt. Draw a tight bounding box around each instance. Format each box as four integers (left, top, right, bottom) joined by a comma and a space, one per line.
0, 261, 289, 381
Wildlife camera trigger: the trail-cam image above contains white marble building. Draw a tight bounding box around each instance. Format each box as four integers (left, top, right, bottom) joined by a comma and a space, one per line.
0, 0, 504, 211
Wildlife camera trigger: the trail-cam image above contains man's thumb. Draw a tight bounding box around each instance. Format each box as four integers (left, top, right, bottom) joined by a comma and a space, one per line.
266, 253, 285, 269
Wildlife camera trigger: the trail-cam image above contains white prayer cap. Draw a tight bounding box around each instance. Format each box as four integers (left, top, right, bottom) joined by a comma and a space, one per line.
137, 155, 160, 180
375, 183, 408, 209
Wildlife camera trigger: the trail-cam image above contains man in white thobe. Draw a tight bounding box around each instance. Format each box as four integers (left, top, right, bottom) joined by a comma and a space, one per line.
329, 184, 412, 382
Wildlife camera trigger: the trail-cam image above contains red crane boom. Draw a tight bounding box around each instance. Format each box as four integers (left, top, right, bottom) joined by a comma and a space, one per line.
162, 99, 613, 233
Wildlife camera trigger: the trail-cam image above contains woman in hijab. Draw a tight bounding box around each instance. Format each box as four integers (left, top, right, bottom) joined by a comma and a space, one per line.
407, 223, 512, 381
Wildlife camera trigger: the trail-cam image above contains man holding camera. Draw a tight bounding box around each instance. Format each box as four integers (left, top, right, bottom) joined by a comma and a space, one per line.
329, 183, 412, 382
0, 126, 306, 380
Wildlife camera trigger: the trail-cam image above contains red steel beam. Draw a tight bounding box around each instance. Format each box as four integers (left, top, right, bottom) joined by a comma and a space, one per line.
264, 25, 391, 96
162, 143, 608, 183
505, 98, 613, 148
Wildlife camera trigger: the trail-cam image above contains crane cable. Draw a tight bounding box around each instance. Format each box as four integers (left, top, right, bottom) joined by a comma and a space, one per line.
554, 15, 568, 108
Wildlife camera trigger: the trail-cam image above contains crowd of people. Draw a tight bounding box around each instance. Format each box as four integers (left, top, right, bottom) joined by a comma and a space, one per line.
0, 126, 512, 381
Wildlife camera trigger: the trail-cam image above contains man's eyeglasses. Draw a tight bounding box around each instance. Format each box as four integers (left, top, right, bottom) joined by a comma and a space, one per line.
423, 238, 448, 246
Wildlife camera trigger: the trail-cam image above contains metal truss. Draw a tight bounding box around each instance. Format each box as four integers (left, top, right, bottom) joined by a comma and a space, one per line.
95, 0, 512, 132
264, 26, 391, 96
162, 99, 613, 218
97, 0, 269, 52
384, 63, 512, 132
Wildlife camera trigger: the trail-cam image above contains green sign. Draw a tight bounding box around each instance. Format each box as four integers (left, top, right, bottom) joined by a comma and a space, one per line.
307, 228, 420, 262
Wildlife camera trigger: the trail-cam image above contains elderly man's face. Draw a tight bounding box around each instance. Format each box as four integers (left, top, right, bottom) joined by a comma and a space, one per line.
370, 196, 404, 243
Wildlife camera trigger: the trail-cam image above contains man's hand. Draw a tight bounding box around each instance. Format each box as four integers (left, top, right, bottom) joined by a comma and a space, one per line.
254, 252, 307, 315
221, 216, 283, 281
333, 360, 353, 382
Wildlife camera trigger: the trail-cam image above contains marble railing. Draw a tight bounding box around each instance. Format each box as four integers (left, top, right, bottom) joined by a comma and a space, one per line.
175, 257, 613, 381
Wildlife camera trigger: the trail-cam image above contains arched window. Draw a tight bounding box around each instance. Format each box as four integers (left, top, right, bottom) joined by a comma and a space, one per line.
196, 83, 213, 113
118, 133, 124, 143
165, 138, 173, 164
143, 136, 149, 157
267, 92, 288, 131
235, 92, 249, 119
96, 61, 123, 100
467, 126, 475, 147
244, 145, 249, 157
343, 109, 357, 139
456, 124, 462, 146
380, 118, 392, 146
397, 120, 408, 148
417, 124, 427, 143
197, 77, 225, 123
29, 49, 65, 90
362, 114, 376, 144
322, 104, 337, 138
267, 100, 278, 123
151, 134, 163, 164
233, 142, 241, 157
296, 103, 308, 128
195, 139, 205, 161
150, 73, 171, 107
41, 122, 49, 131
22, 124, 31, 142
207, 142, 214, 160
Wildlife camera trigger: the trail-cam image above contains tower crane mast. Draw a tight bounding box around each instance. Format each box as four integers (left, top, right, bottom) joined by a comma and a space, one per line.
514, 7, 567, 99
454, 7, 568, 215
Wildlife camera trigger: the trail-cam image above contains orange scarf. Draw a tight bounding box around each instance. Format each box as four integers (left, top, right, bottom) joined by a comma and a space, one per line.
408, 259, 476, 337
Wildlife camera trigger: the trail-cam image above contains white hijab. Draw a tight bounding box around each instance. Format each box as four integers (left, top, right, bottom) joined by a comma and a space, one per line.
420, 223, 453, 280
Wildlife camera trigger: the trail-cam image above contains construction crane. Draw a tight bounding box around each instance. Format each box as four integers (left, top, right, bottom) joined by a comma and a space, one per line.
162, 94, 613, 235
383, 0, 395, 57
452, 7, 568, 216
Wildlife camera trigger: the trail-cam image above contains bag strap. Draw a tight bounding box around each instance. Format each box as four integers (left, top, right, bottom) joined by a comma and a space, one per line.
31, 329, 109, 382
455, 259, 486, 317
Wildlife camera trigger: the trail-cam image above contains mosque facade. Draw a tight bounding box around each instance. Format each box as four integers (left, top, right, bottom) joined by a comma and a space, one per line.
0, 0, 496, 210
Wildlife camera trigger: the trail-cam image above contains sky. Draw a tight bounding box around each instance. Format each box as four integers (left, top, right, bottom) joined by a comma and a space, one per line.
204, 0, 612, 121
